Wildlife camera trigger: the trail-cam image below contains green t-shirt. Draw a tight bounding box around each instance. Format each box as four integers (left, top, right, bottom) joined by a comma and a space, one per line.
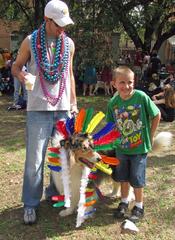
106, 90, 160, 154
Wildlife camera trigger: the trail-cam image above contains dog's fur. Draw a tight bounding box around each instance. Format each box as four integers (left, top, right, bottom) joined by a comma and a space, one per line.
50, 131, 173, 218
93, 81, 113, 95
51, 148, 100, 217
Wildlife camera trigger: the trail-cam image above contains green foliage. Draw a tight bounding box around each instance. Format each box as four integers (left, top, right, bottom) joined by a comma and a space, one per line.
1, 0, 175, 61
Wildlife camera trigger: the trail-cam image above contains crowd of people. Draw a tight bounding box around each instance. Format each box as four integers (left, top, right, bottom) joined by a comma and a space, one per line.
0, 48, 27, 110
1, 46, 175, 119
77, 48, 175, 122
0, 48, 13, 96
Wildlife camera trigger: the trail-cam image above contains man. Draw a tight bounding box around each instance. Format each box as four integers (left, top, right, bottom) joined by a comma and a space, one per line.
12, 0, 77, 225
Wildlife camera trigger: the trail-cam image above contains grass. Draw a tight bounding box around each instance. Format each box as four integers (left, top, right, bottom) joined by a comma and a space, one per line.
0, 94, 175, 240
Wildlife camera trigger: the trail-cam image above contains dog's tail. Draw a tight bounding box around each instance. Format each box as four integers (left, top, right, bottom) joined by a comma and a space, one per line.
152, 131, 173, 152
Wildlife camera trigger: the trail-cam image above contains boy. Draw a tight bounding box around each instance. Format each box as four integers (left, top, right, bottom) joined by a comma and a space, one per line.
106, 66, 161, 222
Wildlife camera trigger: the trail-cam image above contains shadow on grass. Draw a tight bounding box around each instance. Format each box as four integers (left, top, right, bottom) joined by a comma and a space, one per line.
147, 155, 175, 168
0, 198, 117, 240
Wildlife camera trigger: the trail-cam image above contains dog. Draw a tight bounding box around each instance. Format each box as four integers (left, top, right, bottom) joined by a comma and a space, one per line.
93, 81, 113, 95
148, 82, 157, 91
49, 129, 116, 227
48, 115, 173, 227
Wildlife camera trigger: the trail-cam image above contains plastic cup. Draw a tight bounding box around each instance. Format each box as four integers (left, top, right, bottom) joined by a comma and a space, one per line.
25, 74, 36, 91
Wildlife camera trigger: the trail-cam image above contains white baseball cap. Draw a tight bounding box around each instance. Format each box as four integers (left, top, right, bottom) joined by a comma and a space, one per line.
44, 0, 74, 27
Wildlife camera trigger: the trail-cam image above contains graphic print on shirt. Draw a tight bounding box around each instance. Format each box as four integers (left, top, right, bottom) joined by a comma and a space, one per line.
114, 104, 142, 149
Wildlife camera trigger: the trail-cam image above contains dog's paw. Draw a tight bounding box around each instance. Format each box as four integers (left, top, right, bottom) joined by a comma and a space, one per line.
59, 208, 74, 217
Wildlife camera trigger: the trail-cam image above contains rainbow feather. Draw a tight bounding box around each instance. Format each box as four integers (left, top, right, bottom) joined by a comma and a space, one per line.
92, 122, 115, 140
100, 154, 120, 166
94, 184, 105, 201
86, 111, 105, 134
93, 139, 121, 151
93, 129, 121, 145
48, 165, 62, 172
48, 147, 60, 154
82, 108, 94, 133
56, 121, 68, 138
48, 152, 59, 158
53, 201, 65, 207
74, 108, 86, 133
48, 157, 60, 164
66, 116, 75, 135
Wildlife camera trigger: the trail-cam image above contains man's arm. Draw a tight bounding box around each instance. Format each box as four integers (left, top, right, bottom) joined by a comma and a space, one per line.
12, 37, 31, 83
69, 40, 77, 113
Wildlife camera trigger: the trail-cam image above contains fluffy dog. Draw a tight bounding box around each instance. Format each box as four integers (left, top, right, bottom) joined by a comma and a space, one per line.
50, 145, 101, 217
49, 117, 173, 227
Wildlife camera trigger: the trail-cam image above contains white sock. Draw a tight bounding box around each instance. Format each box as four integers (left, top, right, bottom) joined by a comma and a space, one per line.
121, 198, 129, 204
135, 202, 143, 209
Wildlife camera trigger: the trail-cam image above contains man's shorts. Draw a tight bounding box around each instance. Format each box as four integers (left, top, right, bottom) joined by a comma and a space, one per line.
112, 152, 148, 188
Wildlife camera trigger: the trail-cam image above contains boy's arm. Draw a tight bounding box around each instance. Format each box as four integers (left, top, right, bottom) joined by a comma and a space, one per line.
150, 112, 161, 145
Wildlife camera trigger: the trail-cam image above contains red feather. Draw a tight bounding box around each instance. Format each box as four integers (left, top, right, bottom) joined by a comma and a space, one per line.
56, 121, 68, 139
48, 147, 60, 154
93, 130, 120, 145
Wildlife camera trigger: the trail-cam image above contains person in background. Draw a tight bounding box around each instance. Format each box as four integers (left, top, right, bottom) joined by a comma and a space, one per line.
149, 51, 161, 75
152, 85, 175, 122
133, 48, 143, 86
160, 73, 175, 90
82, 62, 97, 96
106, 66, 161, 223
0, 49, 5, 96
12, 0, 77, 225
101, 59, 113, 95
8, 65, 28, 110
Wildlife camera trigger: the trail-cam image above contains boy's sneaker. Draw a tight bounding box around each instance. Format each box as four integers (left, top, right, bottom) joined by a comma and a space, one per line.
113, 202, 129, 219
24, 208, 37, 225
129, 206, 144, 223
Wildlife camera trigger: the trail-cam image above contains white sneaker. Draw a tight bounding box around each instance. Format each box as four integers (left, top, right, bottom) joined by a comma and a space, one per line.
24, 208, 37, 225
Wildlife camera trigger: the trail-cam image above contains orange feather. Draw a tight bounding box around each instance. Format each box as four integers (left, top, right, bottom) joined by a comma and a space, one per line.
74, 108, 86, 133
100, 154, 120, 166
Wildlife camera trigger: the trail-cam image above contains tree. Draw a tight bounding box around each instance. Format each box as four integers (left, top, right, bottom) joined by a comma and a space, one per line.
1, 0, 175, 62
100, 0, 175, 53
69, 0, 175, 54
0, 0, 47, 31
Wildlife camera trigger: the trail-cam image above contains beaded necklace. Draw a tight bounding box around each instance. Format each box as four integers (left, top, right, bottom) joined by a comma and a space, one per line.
31, 22, 69, 106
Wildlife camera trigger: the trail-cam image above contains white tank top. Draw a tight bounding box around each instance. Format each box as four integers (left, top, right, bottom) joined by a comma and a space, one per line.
26, 34, 74, 111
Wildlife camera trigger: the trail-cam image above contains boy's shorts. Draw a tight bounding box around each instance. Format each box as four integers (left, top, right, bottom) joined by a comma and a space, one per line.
112, 152, 147, 188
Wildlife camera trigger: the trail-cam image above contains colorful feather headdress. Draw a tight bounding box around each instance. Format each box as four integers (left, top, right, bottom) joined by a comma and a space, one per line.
48, 108, 121, 227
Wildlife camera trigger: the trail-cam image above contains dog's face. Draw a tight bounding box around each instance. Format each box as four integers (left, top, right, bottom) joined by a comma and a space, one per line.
52, 131, 101, 167
67, 133, 101, 165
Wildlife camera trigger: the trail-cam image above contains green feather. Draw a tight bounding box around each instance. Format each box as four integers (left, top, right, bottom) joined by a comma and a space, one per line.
94, 139, 121, 151
48, 152, 59, 158
53, 201, 65, 207
82, 108, 94, 133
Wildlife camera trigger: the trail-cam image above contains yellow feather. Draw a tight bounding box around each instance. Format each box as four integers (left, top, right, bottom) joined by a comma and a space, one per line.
86, 111, 105, 133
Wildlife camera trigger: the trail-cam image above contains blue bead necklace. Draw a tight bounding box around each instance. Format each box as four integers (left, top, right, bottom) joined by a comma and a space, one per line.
31, 22, 69, 84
